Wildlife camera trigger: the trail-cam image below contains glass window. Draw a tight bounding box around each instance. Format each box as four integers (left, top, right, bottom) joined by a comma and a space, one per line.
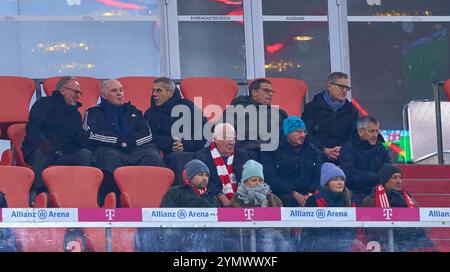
349, 22, 450, 130
178, 0, 243, 15
0, 0, 160, 78
348, 0, 450, 16
262, 0, 328, 16
263, 22, 330, 100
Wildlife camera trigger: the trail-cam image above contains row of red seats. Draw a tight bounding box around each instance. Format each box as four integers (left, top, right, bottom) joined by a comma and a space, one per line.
0, 76, 308, 166
0, 165, 174, 252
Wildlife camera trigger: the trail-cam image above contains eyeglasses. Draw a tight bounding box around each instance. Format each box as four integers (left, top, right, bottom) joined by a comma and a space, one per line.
331, 82, 352, 91
62, 86, 83, 96
258, 88, 275, 94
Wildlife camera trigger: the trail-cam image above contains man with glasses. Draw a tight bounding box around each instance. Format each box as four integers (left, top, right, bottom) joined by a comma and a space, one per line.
144, 77, 207, 185
261, 116, 323, 207
339, 116, 390, 205
222, 78, 287, 159
302, 72, 359, 164
194, 123, 252, 207
23, 76, 92, 205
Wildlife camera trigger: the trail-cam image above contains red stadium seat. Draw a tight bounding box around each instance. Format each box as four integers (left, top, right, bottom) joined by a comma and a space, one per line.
249, 77, 308, 116
0, 149, 11, 166
41, 166, 115, 208
443, 79, 450, 101
6, 123, 29, 167
0, 76, 36, 140
180, 77, 238, 121
117, 76, 156, 112
114, 166, 174, 208
43, 76, 100, 117
0, 166, 44, 207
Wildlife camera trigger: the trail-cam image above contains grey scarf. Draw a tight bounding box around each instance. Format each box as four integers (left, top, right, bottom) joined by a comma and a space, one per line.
236, 183, 271, 207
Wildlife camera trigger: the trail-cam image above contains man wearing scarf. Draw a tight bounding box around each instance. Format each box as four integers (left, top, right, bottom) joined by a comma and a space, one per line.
194, 123, 252, 207
144, 77, 207, 185
302, 72, 359, 164
83, 79, 164, 173
362, 164, 437, 252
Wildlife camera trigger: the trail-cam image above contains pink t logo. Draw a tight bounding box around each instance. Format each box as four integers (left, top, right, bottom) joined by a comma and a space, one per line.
244, 209, 255, 221
105, 209, 116, 221
383, 208, 393, 220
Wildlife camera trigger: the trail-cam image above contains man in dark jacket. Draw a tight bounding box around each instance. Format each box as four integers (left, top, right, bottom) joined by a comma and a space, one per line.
83, 79, 164, 173
23, 76, 91, 204
222, 78, 287, 158
261, 116, 322, 207
302, 72, 359, 163
194, 123, 252, 207
144, 77, 207, 185
340, 115, 390, 205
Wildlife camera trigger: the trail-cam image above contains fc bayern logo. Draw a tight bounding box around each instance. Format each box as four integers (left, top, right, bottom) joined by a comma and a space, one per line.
177, 209, 187, 219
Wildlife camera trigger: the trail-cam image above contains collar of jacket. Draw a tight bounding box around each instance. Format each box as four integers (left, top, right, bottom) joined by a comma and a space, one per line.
312, 90, 351, 112
51, 90, 82, 109
150, 87, 182, 113
99, 97, 131, 111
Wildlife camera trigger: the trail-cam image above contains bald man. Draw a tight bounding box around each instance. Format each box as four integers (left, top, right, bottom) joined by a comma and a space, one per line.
83, 79, 164, 173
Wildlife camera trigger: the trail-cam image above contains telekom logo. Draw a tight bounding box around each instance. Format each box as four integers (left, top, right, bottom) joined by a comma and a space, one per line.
383, 209, 393, 220
105, 209, 116, 221
244, 209, 255, 221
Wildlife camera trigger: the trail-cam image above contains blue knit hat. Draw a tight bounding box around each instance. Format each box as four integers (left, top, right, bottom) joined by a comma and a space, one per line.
241, 160, 264, 183
283, 116, 307, 136
184, 159, 210, 180
320, 163, 346, 187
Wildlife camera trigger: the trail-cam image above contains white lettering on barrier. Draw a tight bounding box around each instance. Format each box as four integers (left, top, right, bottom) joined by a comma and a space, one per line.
142, 208, 218, 222
420, 208, 450, 221
281, 208, 356, 221
3, 208, 78, 222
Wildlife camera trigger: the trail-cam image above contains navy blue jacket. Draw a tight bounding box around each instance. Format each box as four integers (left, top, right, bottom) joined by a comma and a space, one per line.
23, 91, 88, 159
302, 91, 359, 149
194, 146, 251, 197
144, 88, 207, 155
260, 136, 323, 196
340, 132, 390, 196
83, 99, 153, 152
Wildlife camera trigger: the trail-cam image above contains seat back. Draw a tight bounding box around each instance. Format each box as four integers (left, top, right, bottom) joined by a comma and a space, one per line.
0, 76, 36, 139
42, 166, 103, 208
114, 166, 174, 207
249, 77, 308, 116
180, 77, 238, 121
0, 166, 34, 207
0, 149, 11, 166
444, 79, 450, 101
43, 76, 101, 117
7, 123, 28, 167
117, 76, 156, 112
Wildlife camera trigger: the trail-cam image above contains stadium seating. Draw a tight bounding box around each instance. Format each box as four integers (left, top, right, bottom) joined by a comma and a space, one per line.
248, 77, 308, 117
43, 76, 101, 117
444, 79, 450, 100
0, 149, 11, 165
398, 164, 450, 252
180, 77, 238, 121
0, 76, 36, 140
6, 123, 28, 167
117, 76, 156, 112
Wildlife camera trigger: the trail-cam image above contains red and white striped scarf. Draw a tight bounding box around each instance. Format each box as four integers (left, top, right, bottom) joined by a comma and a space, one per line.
210, 142, 237, 199
184, 179, 207, 197
375, 184, 415, 208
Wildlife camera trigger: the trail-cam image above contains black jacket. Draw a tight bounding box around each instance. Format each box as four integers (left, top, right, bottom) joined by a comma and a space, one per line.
260, 136, 322, 195
222, 95, 288, 152
160, 184, 220, 208
340, 133, 390, 196
144, 88, 207, 155
23, 91, 88, 159
194, 146, 251, 197
302, 91, 359, 149
83, 98, 153, 153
